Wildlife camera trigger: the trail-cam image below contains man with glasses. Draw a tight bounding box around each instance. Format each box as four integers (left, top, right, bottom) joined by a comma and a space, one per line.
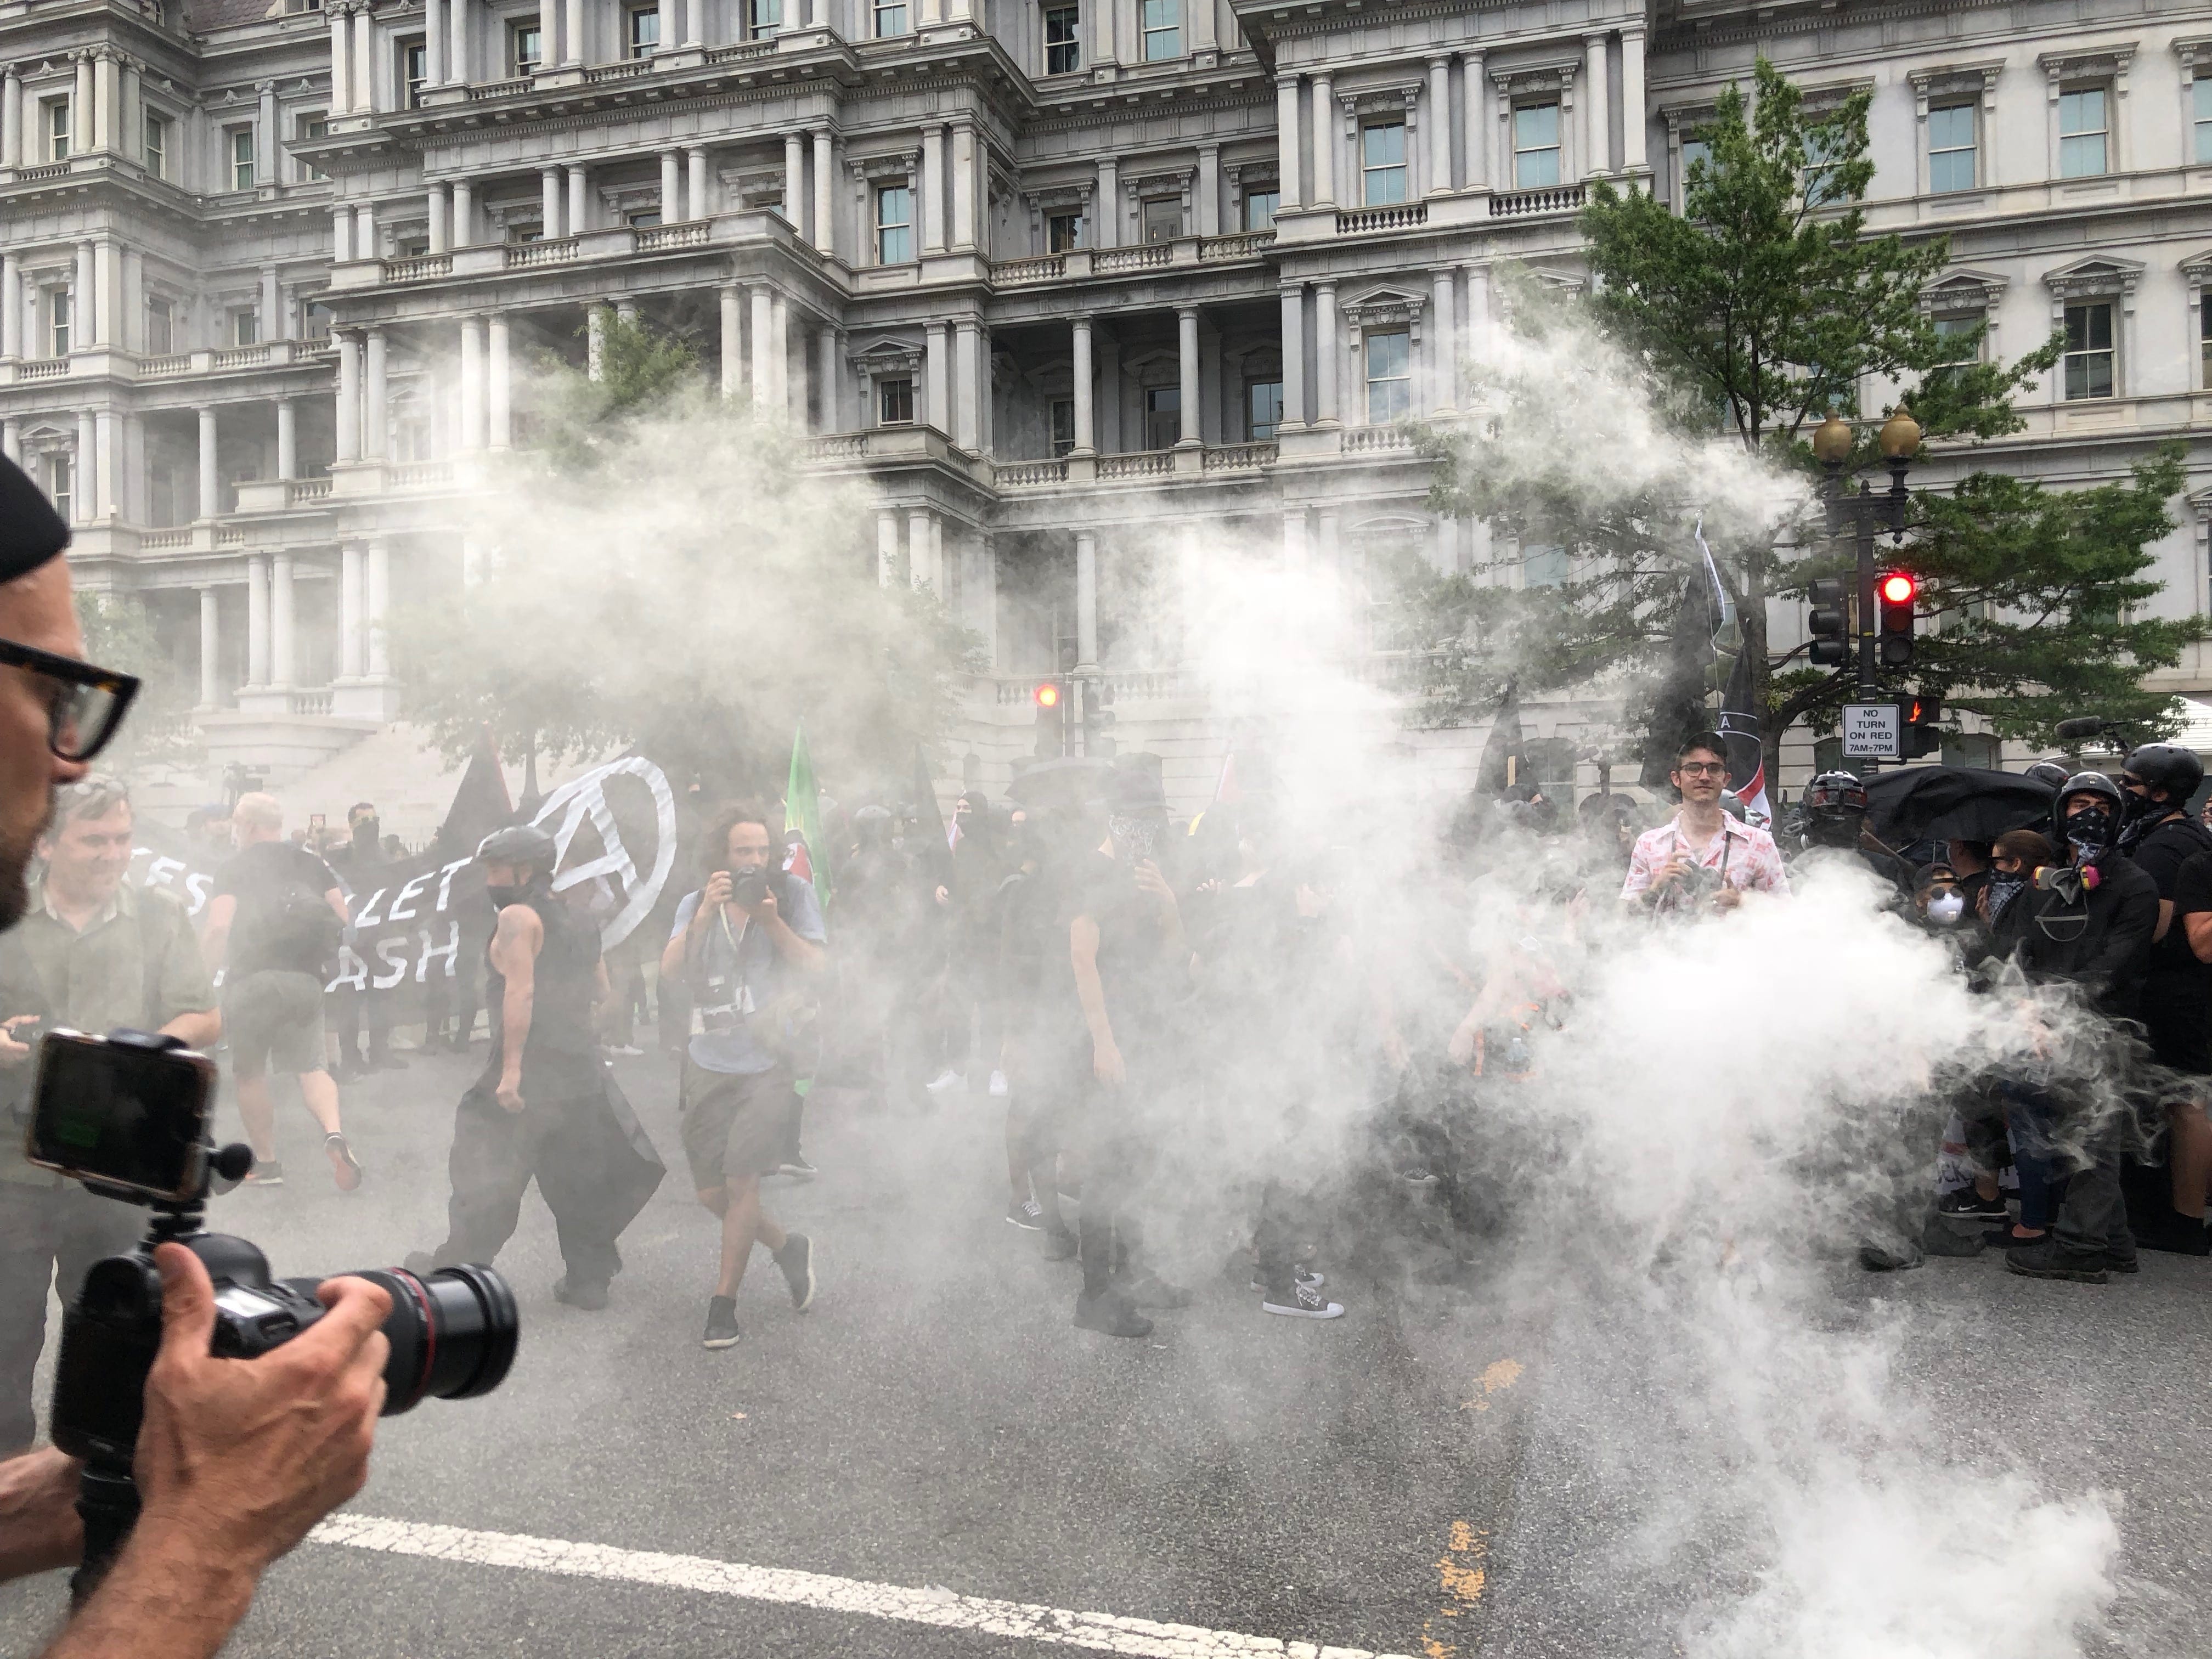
0, 776, 219, 1454
0, 455, 394, 1659
1621, 732, 1791, 913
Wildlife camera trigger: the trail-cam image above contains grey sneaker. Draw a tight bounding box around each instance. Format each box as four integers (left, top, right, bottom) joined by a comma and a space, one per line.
774, 1233, 815, 1312
1261, 1280, 1345, 1320
702, 1295, 741, 1348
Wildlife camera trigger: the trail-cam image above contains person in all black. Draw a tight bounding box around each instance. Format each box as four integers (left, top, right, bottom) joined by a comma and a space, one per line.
1794, 771, 1914, 899
408, 825, 666, 1310
2118, 744, 2212, 1255
992, 805, 1081, 1247
330, 800, 407, 1079
1989, 772, 2160, 1283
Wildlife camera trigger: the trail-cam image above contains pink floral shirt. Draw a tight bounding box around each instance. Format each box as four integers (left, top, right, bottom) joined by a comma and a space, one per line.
1621, 813, 1792, 909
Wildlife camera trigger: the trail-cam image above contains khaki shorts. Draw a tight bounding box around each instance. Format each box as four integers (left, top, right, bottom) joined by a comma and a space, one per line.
678, 1060, 794, 1190
223, 969, 327, 1081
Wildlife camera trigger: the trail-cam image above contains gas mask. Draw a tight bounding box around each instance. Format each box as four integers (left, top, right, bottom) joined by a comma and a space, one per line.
1925, 890, 1966, 927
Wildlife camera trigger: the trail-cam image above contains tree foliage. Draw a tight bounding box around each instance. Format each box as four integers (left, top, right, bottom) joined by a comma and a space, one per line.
389, 312, 981, 802
78, 590, 200, 774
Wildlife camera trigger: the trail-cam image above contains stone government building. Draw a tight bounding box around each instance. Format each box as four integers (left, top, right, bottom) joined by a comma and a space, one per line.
6, 0, 2212, 810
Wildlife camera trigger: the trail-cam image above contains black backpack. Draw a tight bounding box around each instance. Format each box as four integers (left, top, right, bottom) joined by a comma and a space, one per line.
243, 876, 343, 974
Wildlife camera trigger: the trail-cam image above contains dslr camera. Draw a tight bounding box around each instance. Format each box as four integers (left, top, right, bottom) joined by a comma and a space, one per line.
25, 1029, 520, 1595
729, 862, 777, 911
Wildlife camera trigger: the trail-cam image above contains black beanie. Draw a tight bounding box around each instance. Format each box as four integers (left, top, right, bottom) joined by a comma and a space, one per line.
0, 454, 70, 584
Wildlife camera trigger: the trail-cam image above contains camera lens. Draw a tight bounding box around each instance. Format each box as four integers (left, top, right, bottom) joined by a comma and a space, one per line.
357, 1263, 521, 1415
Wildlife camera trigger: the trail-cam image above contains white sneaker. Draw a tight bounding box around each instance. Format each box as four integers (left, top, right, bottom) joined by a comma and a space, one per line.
988, 1070, 1009, 1098
606, 1044, 645, 1057
923, 1068, 966, 1093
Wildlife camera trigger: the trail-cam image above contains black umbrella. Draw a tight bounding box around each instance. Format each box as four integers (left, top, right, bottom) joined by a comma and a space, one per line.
1863, 765, 2056, 846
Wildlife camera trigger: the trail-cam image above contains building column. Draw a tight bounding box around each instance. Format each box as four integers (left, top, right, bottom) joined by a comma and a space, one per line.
1621, 29, 1647, 171
195, 405, 217, 519
1094, 157, 1118, 247
332, 204, 353, 263
566, 0, 585, 64
256, 80, 278, 184
270, 551, 296, 688
1428, 58, 1452, 192
72, 54, 93, 153
197, 588, 220, 709
366, 541, 391, 678
276, 397, 297, 479
811, 131, 834, 255
921, 126, 946, 252
566, 164, 588, 233
94, 52, 120, 154
1279, 286, 1306, 427
488, 313, 511, 447
783, 132, 805, 234
951, 124, 977, 247
1313, 282, 1339, 425
0, 256, 17, 358
1430, 270, 1456, 411
427, 185, 450, 252
661, 150, 681, 217
689, 145, 712, 221
540, 167, 563, 237
1463, 51, 1486, 188
1, 70, 20, 171
1196, 143, 1222, 234
426, 0, 447, 85
339, 541, 365, 679
1074, 531, 1098, 674
354, 201, 375, 258
720, 286, 743, 399
363, 328, 387, 457
459, 315, 485, 448
1309, 75, 1335, 206
770, 292, 789, 414
453, 177, 474, 245
335, 330, 361, 460
93, 410, 115, 517
815, 325, 840, 431
749, 285, 772, 405
98, 241, 122, 346
246, 555, 270, 687
1283, 507, 1307, 571
74, 242, 95, 347
450, 0, 470, 83
0, 420, 17, 463
876, 510, 900, 585
1071, 317, 1094, 454
953, 320, 981, 448
1175, 307, 1200, 446
1277, 77, 1303, 210
1585, 34, 1610, 177
926, 321, 951, 432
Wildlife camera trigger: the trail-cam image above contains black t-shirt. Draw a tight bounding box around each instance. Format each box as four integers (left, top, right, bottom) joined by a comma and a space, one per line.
2129, 815, 2212, 977
1072, 850, 1182, 1045
2159, 849, 2212, 1036
214, 841, 342, 978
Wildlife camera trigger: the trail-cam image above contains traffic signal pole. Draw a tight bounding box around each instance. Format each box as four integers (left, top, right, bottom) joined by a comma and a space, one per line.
1852, 483, 1879, 702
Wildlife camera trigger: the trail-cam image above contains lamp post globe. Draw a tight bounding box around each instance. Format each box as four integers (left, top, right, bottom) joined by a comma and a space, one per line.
1811, 413, 1853, 467
1878, 404, 1922, 462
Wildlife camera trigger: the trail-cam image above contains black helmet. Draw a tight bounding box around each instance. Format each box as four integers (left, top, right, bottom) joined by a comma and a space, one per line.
2052, 771, 2124, 855
2023, 760, 2072, 792
2120, 743, 2204, 805
1804, 771, 1869, 816
476, 824, 557, 871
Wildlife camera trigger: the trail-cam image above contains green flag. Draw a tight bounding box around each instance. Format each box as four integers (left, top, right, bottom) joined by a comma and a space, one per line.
785, 722, 831, 910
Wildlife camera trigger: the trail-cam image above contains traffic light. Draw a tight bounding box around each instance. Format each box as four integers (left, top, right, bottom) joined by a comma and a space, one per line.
1878, 571, 1917, 668
1807, 577, 1850, 668
1898, 691, 1943, 760
1032, 679, 1065, 758
1084, 677, 1117, 758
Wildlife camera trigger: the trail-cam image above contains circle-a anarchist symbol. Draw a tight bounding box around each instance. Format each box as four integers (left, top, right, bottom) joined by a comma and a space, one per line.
528, 756, 679, 949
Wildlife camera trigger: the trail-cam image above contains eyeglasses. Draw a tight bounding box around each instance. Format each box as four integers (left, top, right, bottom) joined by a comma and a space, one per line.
1675, 762, 1728, 778
0, 636, 139, 763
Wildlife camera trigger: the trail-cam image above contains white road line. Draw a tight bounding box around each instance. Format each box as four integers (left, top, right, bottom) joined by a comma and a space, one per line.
309, 1513, 1415, 1659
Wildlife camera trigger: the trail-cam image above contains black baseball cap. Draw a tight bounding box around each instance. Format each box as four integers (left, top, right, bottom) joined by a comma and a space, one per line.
0, 455, 69, 584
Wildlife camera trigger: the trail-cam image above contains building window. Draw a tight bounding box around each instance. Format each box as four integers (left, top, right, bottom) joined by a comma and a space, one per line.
510, 19, 544, 76
48, 455, 71, 523
302, 297, 332, 340
230, 307, 260, 348
879, 376, 915, 424
2196, 76, 2212, 165
1144, 386, 1180, 449
1050, 398, 1075, 456
400, 39, 428, 107
1928, 101, 1976, 193
746, 0, 780, 38
2058, 86, 2108, 178
296, 113, 328, 180
45, 99, 69, 162
1679, 137, 1711, 187
1523, 544, 1570, 588
1139, 0, 1179, 61
1802, 123, 1847, 205
875, 184, 913, 263
626, 207, 662, 228
49, 290, 70, 357
1047, 211, 1082, 252
2200, 297, 2212, 388
146, 296, 174, 355
143, 110, 168, 178
1045, 4, 1080, 75
507, 221, 543, 244
228, 127, 255, 190
1365, 329, 1410, 422
873, 0, 907, 37
628, 4, 659, 54
1246, 379, 1282, 441
1513, 101, 1561, 189
1932, 311, 1984, 360
1242, 187, 1278, 232
1362, 119, 1407, 205
1142, 198, 1181, 242
2062, 300, 2114, 399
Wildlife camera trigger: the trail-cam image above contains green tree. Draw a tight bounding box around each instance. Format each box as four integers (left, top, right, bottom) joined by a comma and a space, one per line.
77, 590, 200, 775
1420, 58, 2196, 780
389, 312, 981, 801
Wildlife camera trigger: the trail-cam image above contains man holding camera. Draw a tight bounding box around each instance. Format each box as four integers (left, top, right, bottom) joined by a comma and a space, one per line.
662, 804, 824, 1350
1621, 732, 1791, 914
0, 776, 220, 1457
0, 455, 393, 1656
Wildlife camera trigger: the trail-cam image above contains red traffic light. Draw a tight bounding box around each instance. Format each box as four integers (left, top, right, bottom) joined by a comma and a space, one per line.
1034, 681, 1061, 709
1878, 572, 1916, 606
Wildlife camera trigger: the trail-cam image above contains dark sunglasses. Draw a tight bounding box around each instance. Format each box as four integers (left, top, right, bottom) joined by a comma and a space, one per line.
0, 636, 139, 763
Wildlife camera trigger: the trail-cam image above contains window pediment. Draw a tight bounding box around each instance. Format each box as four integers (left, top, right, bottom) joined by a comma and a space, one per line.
2043, 255, 2143, 299
2039, 44, 2136, 89
1342, 285, 1427, 328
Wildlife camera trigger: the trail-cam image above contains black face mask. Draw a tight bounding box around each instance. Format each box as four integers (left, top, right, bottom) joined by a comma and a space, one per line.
1986, 869, 2028, 921
2066, 806, 2113, 859
487, 883, 527, 910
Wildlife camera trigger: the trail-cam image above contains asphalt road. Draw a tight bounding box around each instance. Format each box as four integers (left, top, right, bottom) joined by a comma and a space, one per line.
2, 1043, 2206, 1657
